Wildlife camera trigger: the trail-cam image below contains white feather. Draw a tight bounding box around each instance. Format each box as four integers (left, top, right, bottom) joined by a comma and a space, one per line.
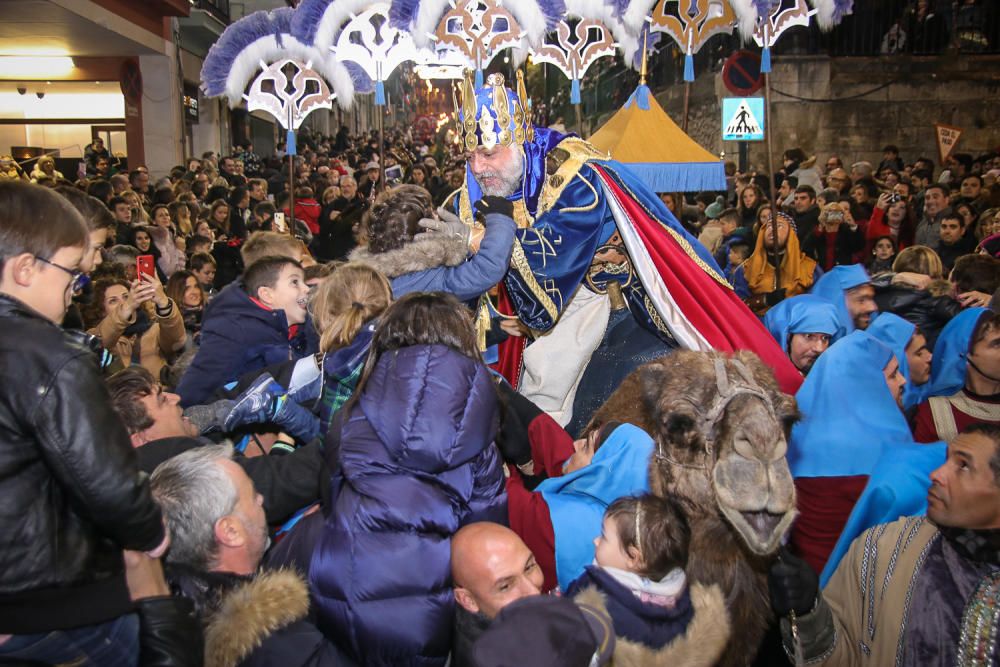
311, 0, 377, 52
502, 0, 549, 49
412, 0, 452, 48
809, 0, 835, 31
729, 0, 758, 41
224, 36, 284, 104
621, 0, 658, 37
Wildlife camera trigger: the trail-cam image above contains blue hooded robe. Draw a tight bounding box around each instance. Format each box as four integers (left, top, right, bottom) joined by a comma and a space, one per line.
809, 264, 872, 334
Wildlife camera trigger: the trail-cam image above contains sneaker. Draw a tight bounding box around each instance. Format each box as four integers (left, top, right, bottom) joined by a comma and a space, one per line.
224, 373, 286, 432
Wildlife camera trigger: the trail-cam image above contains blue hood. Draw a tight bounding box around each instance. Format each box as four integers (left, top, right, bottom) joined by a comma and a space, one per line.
868, 312, 923, 409
789, 330, 914, 478
809, 264, 871, 334
763, 294, 844, 353
921, 307, 990, 399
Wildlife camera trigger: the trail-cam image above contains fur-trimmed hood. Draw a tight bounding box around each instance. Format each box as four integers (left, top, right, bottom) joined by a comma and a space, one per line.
348, 235, 467, 279
573, 582, 731, 667
203, 569, 310, 667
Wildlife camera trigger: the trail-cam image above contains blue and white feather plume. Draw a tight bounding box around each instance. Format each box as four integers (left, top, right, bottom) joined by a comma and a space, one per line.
202, 7, 357, 109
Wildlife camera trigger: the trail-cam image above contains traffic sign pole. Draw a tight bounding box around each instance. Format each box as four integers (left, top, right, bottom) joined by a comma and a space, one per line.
764, 72, 778, 287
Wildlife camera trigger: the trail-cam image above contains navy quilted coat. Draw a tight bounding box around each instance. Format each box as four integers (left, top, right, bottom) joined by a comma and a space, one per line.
309, 344, 507, 666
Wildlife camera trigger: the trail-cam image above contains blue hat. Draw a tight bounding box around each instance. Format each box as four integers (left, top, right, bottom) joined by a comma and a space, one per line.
810, 264, 872, 333
763, 295, 844, 353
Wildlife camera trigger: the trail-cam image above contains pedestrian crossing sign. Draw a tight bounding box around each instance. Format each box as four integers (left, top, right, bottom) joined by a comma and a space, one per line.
722, 97, 765, 141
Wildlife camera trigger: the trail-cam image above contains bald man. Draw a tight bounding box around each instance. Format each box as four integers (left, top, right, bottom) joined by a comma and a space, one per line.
451, 522, 544, 666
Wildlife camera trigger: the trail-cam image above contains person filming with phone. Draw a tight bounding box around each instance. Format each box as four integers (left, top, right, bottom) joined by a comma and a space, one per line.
83, 261, 186, 381
802, 200, 866, 271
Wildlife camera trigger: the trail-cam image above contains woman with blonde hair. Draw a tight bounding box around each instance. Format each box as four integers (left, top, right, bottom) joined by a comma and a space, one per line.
872, 245, 962, 347
29, 155, 64, 182
121, 190, 149, 224
892, 245, 945, 280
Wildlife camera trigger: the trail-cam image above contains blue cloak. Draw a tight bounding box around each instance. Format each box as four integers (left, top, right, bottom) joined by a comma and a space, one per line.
536, 423, 654, 591
788, 330, 911, 478
809, 264, 871, 334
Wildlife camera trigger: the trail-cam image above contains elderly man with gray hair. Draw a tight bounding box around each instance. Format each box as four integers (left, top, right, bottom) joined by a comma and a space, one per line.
151, 444, 354, 666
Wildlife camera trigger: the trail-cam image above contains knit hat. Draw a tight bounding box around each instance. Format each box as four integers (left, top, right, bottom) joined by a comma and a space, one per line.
705, 195, 726, 220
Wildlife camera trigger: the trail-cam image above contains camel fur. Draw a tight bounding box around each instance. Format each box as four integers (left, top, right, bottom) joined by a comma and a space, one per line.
587, 349, 799, 667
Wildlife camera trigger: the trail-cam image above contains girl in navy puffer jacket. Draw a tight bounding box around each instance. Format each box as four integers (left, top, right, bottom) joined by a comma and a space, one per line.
310, 292, 507, 666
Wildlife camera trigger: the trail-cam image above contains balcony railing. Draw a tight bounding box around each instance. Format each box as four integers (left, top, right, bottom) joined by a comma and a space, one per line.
191, 0, 230, 23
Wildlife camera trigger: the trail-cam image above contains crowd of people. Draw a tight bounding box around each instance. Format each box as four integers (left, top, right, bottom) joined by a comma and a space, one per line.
1, 74, 1000, 667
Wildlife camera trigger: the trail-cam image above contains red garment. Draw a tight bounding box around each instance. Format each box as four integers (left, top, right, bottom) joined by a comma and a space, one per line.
492, 284, 525, 387
913, 389, 1000, 442
287, 198, 322, 235
505, 410, 575, 593
865, 207, 911, 256
811, 229, 839, 272
791, 476, 869, 575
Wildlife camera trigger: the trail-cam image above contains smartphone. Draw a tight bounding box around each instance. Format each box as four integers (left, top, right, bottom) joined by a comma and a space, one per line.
384, 164, 403, 183
136, 254, 156, 279
274, 211, 288, 233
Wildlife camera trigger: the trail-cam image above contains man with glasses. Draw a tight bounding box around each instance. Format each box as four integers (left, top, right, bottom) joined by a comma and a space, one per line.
0, 181, 169, 664
825, 168, 851, 196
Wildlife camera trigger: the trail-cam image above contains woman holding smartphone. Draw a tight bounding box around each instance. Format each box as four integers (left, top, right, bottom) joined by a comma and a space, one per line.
83, 271, 187, 381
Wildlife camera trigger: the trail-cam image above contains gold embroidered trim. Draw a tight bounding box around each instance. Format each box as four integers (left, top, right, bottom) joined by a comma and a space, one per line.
644, 294, 671, 335
510, 237, 559, 323
946, 391, 1000, 421
456, 186, 473, 225
538, 137, 605, 217
512, 198, 534, 229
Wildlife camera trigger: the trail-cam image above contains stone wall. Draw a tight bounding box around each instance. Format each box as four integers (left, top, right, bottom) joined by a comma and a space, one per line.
640, 54, 1000, 175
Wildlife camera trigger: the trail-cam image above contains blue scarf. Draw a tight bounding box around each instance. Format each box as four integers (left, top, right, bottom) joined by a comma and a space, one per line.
537, 423, 654, 591
789, 330, 912, 478
921, 307, 990, 399
809, 264, 871, 333
763, 294, 844, 353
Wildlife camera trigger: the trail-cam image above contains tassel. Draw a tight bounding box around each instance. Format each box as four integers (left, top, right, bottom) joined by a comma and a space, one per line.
570, 78, 581, 105
475, 68, 484, 89
683, 52, 694, 82
286, 129, 297, 156
375, 79, 386, 105
761, 46, 771, 73
475, 295, 491, 352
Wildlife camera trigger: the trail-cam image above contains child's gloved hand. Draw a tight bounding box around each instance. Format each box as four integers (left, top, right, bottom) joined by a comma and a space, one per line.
417, 206, 471, 245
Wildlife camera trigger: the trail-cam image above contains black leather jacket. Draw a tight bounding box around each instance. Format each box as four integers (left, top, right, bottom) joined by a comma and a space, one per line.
0, 294, 165, 633
873, 283, 964, 349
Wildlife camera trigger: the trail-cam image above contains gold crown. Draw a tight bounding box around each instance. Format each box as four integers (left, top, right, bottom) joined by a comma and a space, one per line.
453, 70, 534, 151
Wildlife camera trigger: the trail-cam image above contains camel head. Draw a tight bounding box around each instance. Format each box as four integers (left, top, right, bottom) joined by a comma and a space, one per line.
632, 350, 798, 556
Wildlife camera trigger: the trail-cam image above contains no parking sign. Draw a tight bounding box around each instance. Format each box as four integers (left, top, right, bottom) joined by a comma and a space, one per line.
722, 51, 763, 96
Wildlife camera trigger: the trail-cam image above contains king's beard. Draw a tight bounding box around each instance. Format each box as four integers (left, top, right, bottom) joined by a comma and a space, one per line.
473, 147, 524, 198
